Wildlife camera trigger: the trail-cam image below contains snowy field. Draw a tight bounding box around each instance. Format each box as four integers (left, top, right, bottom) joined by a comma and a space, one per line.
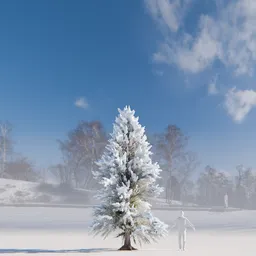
0, 178, 177, 208
0, 207, 256, 255
0, 179, 95, 205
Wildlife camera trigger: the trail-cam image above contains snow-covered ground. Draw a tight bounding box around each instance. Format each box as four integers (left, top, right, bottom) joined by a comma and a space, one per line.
0, 207, 255, 255
0, 179, 255, 255
149, 197, 198, 208
0, 178, 94, 205
0, 178, 194, 208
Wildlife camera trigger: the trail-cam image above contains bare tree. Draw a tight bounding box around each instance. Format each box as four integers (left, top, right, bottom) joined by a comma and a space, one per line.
197, 166, 232, 207
235, 165, 256, 209
50, 163, 72, 185
181, 180, 195, 205
56, 121, 107, 188
153, 125, 188, 203
0, 122, 13, 177
6, 156, 38, 181
38, 167, 50, 183
177, 151, 199, 203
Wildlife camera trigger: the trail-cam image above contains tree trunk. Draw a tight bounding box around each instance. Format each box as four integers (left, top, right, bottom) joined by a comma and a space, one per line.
119, 232, 137, 251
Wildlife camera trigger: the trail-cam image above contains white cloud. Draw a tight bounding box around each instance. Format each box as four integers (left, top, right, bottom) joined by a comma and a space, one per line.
154, 70, 164, 76
146, 0, 256, 123
74, 97, 89, 109
224, 87, 256, 123
145, 0, 191, 32
146, 0, 256, 76
208, 82, 218, 95
208, 75, 219, 95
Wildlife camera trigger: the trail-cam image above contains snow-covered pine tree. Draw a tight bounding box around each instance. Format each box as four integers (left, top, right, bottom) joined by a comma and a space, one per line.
90, 106, 168, 250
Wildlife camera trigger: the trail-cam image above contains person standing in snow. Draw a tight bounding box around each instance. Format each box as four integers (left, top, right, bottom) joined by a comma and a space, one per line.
171, 211, 195, 251
224, 193, 228, 209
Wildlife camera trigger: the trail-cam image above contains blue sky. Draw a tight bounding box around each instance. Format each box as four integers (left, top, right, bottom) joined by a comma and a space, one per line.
1, 0, 256, 173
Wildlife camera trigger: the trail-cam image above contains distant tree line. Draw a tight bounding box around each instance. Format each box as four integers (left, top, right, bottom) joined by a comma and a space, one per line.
2, 118, 256, 209
51, 120, 256, 209
0, 121, 39, 181
196, 164, 256, 209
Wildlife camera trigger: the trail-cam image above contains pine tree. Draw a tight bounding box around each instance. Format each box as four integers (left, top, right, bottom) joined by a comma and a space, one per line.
90, 106, 168, 250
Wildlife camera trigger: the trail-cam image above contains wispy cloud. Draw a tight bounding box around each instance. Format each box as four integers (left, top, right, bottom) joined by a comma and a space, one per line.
146, 0, 256, 76
208, 75, 219, 95
145, 0, 191, 32
224, 88, 256, 123
74, 97, 89, 110
208, 82, 218, 95
154, 70, 164, 76
145, 0, 256, 123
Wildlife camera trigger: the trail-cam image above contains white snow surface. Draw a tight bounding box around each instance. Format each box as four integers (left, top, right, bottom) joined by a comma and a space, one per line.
0, 207, 255, 255
0, 178, 94, 205
0, 178, 194, 208
0, 179, 45, 204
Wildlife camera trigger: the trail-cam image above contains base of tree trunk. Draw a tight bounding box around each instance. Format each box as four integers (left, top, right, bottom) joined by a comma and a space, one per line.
119, 232, 137, 251
118, 245, 137, 251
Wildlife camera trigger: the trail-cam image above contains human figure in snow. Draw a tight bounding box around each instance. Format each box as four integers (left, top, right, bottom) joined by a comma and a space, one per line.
224, 193, 228, 209
170, 211, 195, 251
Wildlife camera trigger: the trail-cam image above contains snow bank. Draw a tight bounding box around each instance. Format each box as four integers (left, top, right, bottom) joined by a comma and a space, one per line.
149, 197, 197, 207
0, 178, 240, 212
0, 178, 95, 205
0, 178, 193, 209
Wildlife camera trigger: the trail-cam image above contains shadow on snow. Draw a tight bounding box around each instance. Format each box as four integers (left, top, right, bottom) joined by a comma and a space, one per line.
0, 248, 116, 254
